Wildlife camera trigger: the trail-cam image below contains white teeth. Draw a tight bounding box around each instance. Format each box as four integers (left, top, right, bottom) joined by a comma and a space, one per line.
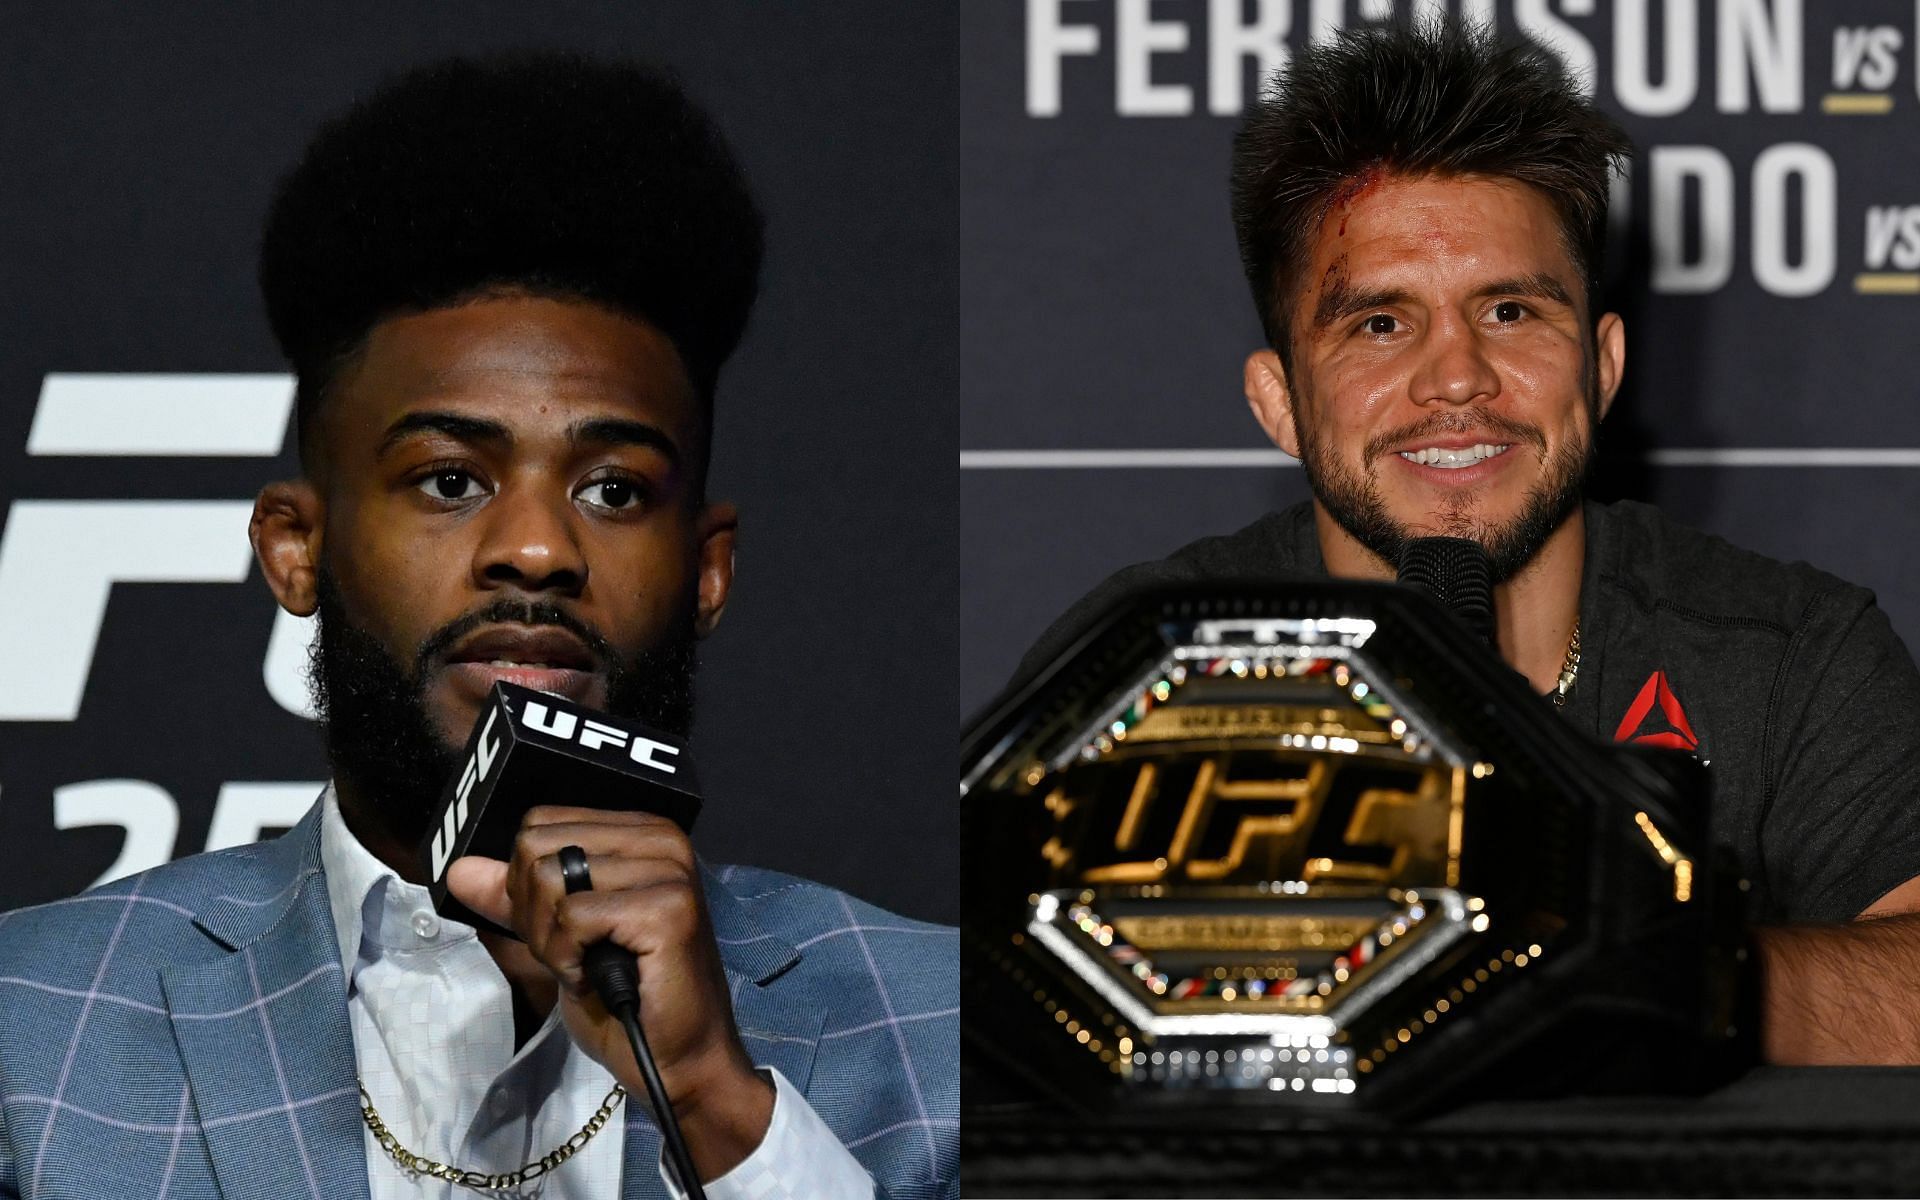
487, 659, 554, 669
1398, 443, 1511, 469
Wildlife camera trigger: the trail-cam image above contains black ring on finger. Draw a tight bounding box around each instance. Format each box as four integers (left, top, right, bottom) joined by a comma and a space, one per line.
558, 844, 594, 894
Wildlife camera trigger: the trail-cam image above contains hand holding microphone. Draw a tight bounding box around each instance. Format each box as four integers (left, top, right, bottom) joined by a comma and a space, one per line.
427, 684, 773, 1193
556, 844, 638, 1015
445, 807, 769, 1193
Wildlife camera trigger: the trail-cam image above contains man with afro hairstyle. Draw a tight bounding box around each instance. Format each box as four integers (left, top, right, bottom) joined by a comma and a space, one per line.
1018, 22, 1920, 1066
0, 52, 955, 1199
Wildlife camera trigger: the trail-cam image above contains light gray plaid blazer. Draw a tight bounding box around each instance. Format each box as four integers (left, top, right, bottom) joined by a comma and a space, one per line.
0, 803, 957, 1198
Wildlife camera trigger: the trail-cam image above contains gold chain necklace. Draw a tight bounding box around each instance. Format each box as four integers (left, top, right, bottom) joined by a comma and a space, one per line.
1550, 616, 1582, 708
357, 1079, 626, 1192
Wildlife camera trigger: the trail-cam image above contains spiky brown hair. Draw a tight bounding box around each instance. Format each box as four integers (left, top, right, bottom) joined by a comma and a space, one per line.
1230, 23, 1630, 372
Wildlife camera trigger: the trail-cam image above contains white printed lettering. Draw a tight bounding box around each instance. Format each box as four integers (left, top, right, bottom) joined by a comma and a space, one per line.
204, 783, 324, 851
0, 502, 256, 721
1866, 206, 1920, 271
1718, 0, 1801, 113
1832, 26, 1902, 92
1615, 0, 1698, 116
1406, 0, 1497, 32
1207, 0, 1288, 116
54, 779, 179, 889
520, 699, 577, 740
1027, 0, 1101, 117
432, 802, 461, 879
25, 374, 293, 457
579, 719, 628, 752
1307, 0, 1344, 46
1516, 0, 1597, 98
1116, 0, 1192, 115
630, 738, 680, 774
473, 706, 502, 780
1650, 146, 1735, 293
1752, 143, 1836, 296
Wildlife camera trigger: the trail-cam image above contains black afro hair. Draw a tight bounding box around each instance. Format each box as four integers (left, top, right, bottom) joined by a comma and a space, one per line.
259, 49, 764, 469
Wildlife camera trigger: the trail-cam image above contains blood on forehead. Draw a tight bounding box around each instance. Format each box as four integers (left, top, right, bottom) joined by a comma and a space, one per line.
1326, 165, 1388, 238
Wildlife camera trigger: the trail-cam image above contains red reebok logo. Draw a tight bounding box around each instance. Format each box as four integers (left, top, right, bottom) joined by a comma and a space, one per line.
1614, 671, 1699, 751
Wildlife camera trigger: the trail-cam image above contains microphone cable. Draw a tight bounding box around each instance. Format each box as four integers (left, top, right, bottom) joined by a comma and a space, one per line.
583, 940, 707, 1200
562, 843, 708, 1200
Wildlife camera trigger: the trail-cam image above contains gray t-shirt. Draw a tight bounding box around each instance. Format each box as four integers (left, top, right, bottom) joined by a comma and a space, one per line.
1014, 499, 1920, 924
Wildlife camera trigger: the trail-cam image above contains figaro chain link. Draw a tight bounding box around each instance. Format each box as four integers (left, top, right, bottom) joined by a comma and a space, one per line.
357, 1078, 627, 1192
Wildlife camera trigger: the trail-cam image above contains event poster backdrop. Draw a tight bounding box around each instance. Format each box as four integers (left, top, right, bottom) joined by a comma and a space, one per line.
962, 0, 1920, 715
0, 2, 958, 923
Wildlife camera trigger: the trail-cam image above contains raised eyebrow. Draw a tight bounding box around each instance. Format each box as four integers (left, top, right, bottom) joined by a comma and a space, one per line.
1313, 285, 1413, 331
1474, 274, 1574, 307
568, 417, 681, 466
377, 411, 511, 456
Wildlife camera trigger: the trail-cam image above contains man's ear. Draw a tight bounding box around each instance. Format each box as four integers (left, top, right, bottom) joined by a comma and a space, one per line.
1594, 311, 1627, 422
250, 480, 324, 617
1244, 349, 1302, 458
693, 501, 738, 638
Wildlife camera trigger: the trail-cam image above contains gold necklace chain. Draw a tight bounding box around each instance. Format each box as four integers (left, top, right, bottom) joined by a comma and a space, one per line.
1551, 616, 1582, 709
357, 1078, 626, 1192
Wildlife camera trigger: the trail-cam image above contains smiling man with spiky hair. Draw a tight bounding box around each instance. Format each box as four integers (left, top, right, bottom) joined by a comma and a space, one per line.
1019, 23, 1920, 1067
0, 52, 955, 1199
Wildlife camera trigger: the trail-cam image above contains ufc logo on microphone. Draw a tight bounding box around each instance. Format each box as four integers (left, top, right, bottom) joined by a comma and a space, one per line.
521, 700, 680, 774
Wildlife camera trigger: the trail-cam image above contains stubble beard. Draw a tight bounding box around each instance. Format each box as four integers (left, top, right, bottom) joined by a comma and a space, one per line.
1295, 382, 1599, 585
306, 566, 699, 848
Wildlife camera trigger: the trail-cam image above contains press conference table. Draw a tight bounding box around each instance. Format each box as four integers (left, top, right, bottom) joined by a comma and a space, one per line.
961, 1068, 1920, 1196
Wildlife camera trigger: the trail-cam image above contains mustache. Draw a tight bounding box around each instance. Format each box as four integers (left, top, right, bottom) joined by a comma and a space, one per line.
414, 598, 617, 674
1362, 410, 1548, 465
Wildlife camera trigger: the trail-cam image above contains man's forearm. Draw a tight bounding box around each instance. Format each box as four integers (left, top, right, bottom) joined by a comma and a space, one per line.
1755, 915, 1920, 1064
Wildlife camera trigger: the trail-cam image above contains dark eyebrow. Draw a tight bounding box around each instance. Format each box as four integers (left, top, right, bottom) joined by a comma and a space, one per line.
377, 411, 511, 456
1313, 284, 1412, 331
569, 417, 681, 465
1472, 274, 1574, 306
1311, 273, 1577, 332
375, 411, 681, 466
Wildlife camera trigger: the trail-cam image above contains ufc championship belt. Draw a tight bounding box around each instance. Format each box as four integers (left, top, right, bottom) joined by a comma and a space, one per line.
962, 580, 1749, 1115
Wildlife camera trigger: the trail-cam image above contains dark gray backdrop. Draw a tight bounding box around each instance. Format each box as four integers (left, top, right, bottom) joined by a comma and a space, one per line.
0, 1, 957, 923
963, 0, 1920, 716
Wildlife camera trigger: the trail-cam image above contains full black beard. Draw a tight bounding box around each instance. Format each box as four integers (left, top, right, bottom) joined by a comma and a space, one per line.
308, 567, 698, 847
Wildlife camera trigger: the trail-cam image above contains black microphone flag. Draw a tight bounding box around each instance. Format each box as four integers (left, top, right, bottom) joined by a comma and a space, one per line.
418, 681, 702, 936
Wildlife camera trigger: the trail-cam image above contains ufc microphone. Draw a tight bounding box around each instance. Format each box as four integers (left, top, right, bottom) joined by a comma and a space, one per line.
1397, 536, 1495, 645
417, 680, 709, 1198
418, 680, 701, 934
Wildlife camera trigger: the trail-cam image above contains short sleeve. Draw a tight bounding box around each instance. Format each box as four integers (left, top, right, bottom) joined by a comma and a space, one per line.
1761, 586, 1920, 922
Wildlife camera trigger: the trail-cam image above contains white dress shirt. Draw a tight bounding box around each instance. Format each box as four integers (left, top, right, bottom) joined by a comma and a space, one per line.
319, 786, 873, 1198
